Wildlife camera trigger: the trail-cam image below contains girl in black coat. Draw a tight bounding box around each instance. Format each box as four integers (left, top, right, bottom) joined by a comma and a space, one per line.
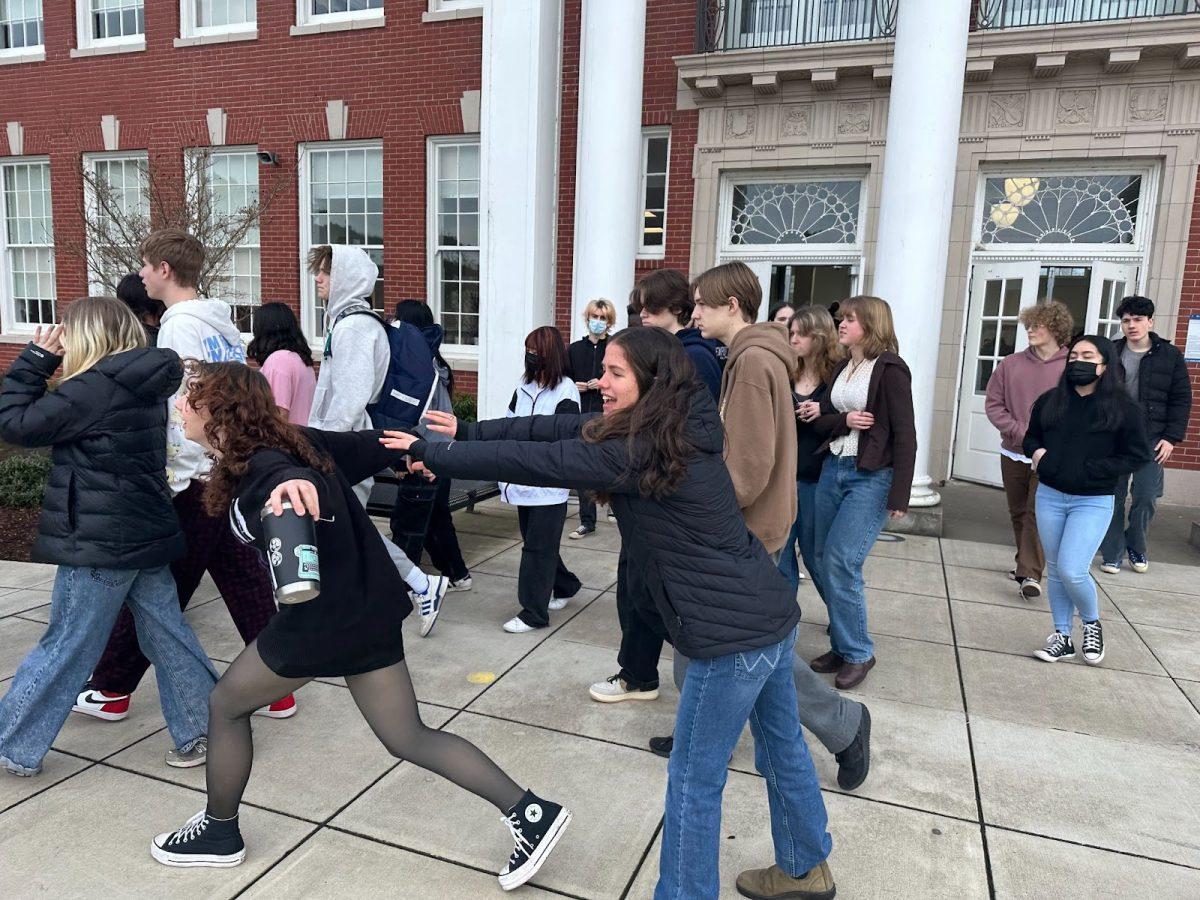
149, 362, 569, 893
384, 327, 836, 900
0, 297, 217, 778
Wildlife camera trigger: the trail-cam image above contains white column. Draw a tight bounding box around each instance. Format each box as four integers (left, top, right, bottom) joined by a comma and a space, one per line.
871, 0, 971, 508
570, 0, 646, 339
478, 0, 563, 419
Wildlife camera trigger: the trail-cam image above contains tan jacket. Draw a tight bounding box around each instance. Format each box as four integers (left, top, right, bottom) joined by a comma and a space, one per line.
718, 323, 798, 554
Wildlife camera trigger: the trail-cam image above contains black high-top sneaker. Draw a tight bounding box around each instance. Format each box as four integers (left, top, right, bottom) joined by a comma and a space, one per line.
498, 789, 571, 891
1034, 631, 1076, 663
151, 810, 245, 867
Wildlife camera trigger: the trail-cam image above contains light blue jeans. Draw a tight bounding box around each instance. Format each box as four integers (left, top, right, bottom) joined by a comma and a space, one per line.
778, 480, 827, 600
0, 565, 217, 774
655, 627, 831, 899
813, 455, 892, 664
1035, 484, 1113, 634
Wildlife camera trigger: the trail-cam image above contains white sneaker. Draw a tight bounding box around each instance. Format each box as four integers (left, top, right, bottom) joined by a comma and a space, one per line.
1099, 560, 1121, 575
448, 575, 473, 592
548, 595, 569, 611
503, 616, 537, 634
412, 575, 449, 638
588, 674, 659, 703
72, 689, 131, 721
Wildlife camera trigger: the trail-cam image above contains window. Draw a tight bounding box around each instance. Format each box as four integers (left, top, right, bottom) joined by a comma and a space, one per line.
428, 0, 482, 12
638, 128, 670, 258
1, 0, 43, 54
76, 0, 144, 51
84, 152, 148, 294
428, 138, 480, 348
300, 142, 383, 336
0, 159, 55, 330
297, 0, 382, 25
190, 149, 261, 331
180, 0, 255, 38
981, 174, 1142, 246
727, 178, 863, 247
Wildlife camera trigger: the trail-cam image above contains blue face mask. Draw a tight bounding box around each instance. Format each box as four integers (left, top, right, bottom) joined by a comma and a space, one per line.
588, 318, 608, 336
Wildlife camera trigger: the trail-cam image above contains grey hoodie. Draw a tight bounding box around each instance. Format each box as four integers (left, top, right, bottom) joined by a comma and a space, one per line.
309, 246, 388, 434
158, 297, 246, 493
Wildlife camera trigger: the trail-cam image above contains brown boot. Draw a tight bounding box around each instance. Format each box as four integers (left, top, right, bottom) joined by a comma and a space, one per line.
834, 657, 875, 689
808, 651, 844, 674
736, 861, 836, 899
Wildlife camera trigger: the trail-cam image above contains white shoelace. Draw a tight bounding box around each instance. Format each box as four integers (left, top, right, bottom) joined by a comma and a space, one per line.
1045, 632, 1070, 654
504, 812, 534, 864
168, 811, 208, 846
1082, 623, 1102, 653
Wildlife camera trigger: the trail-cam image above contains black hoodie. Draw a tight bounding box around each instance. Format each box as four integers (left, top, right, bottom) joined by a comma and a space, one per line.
0, 344, 186, 568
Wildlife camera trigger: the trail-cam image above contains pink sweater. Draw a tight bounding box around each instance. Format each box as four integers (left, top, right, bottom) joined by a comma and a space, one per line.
261, 350, 317, 426
984, 346, 1068, 455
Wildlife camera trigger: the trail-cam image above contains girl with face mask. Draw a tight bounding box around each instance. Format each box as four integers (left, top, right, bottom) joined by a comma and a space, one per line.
1023, 335, 1151, 666
566, 300, 617, 539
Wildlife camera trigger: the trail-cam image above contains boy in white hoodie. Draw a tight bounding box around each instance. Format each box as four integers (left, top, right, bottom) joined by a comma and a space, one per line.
75, 229, 296, 739
306, 245, 447, 636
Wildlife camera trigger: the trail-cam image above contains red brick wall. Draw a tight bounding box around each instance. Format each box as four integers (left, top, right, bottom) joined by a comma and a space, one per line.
1169, 168, 1200, 473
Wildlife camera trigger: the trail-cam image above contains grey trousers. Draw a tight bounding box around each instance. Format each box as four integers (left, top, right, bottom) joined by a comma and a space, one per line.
669, 547, 863, 755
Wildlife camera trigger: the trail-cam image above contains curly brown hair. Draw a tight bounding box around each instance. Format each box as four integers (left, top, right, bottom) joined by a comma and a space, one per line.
1018, 299, 1074, 347
185, 361, 333, 516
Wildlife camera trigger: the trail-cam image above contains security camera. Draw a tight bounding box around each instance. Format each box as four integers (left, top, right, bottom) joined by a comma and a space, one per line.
257, 151, 279, 166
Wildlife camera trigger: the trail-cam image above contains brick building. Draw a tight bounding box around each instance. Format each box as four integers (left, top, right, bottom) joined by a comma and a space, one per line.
1, 0, 1199, 504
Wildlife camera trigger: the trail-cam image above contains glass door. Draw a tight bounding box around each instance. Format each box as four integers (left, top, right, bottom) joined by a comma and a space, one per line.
1090, 261, 1139, 339
742, 260, 859, 322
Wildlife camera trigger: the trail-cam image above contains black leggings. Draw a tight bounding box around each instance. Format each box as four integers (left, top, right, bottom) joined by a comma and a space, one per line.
205, 642, 524, 819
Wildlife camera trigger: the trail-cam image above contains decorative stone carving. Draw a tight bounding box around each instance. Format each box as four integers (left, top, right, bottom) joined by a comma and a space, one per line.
837, 101, 871, 136
206, 108, 227, 146
987, 92, 1026, 129
1127, 85, 1168, 122
1056, 89, 1096, 126
725, 108, 757, 140
781, 104, 812, 138
6, 121, 23, 156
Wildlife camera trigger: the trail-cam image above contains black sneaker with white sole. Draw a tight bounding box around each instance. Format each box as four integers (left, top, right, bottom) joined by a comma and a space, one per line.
1034, 631, 1076, 663
151, 810, 245, 868
1019, 578, 1042, 599
498, 789, 571, 891
1081, 620, 1105, 665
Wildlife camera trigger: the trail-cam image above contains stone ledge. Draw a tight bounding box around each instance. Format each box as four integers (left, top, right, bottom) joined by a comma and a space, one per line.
422, 7, 483, 23
290, 16, 385, 37
174, 29, 257, 48
884, 504, 944, 537
0, 48, 45, 66
69, 40, 146, 58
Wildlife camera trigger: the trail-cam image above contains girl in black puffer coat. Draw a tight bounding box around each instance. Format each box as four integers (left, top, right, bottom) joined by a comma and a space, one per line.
0, 297, 217, 778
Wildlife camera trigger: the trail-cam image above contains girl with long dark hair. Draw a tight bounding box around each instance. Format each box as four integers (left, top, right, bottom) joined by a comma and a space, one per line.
383, 327, 836, 899
1023, 335, 1149, 665
494, 326, 582, 633
247, 302, 316, 426
149, 362, 570, 889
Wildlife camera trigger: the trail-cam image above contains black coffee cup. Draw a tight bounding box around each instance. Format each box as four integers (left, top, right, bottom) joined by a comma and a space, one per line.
260, 501, 321, 604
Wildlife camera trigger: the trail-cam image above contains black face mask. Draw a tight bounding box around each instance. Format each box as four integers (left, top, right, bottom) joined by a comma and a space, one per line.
525, 351, 543, 371
1065, 361, 1101, 386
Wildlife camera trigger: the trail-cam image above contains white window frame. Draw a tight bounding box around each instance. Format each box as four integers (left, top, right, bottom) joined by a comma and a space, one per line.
179, 0, 257, 42
294, 0, 384, 31
0, 0, 45, 64
82, 150, 149, 295
426, 135, 481, 356
297, 139, 384, 342
637, 127, 671, 260
0, 155, 56, 333
74, 0, 146, 53
429, 0, 482, 12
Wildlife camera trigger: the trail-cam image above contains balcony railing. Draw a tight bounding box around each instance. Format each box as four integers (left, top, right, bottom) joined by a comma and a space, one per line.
695, 0, 898, 52
976, 0, 1200, 29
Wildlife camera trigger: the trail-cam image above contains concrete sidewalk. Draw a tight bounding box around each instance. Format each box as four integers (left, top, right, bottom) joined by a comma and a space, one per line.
1, 497, 1199, 898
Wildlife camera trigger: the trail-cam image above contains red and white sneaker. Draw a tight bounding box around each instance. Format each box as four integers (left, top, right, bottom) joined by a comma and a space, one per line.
72, 689, 131, 721
252, 694, 297, 719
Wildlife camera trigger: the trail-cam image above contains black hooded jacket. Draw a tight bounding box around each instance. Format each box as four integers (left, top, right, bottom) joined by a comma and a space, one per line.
0, 343, 186, 568
409, 388, 800, 659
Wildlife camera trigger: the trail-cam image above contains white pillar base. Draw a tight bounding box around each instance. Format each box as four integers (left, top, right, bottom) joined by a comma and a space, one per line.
908, 478, 942, 508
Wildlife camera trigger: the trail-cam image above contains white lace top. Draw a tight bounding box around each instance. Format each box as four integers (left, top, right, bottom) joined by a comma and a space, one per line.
829, 357, 878, 458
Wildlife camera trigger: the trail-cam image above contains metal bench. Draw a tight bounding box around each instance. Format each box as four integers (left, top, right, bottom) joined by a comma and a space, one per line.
365, 472, 499, 518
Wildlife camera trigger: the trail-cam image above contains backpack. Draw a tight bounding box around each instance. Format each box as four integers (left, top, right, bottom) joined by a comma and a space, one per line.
331, 309, 438, 430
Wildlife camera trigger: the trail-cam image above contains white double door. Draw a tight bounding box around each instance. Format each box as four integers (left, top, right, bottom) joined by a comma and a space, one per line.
952, 258, 1138, 486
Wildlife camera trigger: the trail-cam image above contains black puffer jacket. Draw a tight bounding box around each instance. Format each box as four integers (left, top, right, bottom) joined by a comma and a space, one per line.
1112, 333, 1192, 445
0, 343, 186, 568
410, 388, 799, 659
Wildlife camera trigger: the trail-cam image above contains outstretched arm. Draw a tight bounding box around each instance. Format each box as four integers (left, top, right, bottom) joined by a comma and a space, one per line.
461, 412, 595, 443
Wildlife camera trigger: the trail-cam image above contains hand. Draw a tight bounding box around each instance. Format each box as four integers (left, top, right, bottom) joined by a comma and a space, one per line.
1030, 448, 1046, 472
421, 410, 458, 437
796, 400, 820, 423
587, 378, 600, 390
575, 381, 591, 392
846, 411, 875, 430
268, 479, 320, 520
888, 509, 905, 520
1154, 439, 1174, 464
407, 459, 436, 480
33, 324, 65, 355
380, 430, 419, 452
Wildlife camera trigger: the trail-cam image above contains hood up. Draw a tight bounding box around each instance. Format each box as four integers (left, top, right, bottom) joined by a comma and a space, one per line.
327, 245, 380, 322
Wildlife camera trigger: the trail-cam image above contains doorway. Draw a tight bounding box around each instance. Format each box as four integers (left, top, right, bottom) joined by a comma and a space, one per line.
740, 260, 858, 322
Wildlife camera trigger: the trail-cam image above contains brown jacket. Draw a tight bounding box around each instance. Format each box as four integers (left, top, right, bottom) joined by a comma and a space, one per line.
815, 352, 917, 513
718, 323, 798, 554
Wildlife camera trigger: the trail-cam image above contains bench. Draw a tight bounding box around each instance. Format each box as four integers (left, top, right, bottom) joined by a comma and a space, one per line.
365, 471, 499, 518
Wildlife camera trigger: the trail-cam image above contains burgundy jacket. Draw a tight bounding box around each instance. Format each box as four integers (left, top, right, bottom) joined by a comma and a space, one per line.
814, 352, 917, 512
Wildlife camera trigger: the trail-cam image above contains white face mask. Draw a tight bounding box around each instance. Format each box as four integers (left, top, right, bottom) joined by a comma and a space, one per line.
588, 318, 608, 336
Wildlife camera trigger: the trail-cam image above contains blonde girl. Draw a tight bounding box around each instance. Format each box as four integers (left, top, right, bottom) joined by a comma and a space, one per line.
566, 299, 617, 538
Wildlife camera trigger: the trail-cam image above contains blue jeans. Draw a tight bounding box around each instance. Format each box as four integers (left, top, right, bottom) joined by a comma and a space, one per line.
1099, 458, 1163, 562
813, 455, 891, 664
778, 480, 827, 600
0, 565, 217, 773
655, 627, 831, 900
1035, 485, 1113, 634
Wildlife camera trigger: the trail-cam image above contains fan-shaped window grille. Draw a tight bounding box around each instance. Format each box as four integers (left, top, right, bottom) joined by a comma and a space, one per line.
729, 179, 862, 246
981, 174, 1141, 245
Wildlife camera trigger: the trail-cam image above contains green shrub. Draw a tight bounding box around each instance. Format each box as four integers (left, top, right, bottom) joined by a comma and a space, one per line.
452, 392, 478, 423
0, 453, 51, 508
